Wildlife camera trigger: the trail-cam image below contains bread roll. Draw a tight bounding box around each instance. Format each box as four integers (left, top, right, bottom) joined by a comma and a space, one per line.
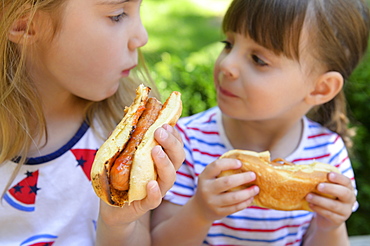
91, 84, 182, 206
218, 149, 339, 211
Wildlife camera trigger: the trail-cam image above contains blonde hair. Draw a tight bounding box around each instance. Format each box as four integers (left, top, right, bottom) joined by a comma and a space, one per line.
1, 0, 158, 190
223, 0, 370, 148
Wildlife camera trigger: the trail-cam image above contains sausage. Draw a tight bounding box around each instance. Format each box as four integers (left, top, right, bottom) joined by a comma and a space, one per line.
109, 97, 162, 191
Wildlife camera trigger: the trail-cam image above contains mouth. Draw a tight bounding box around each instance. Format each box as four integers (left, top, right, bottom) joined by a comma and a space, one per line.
121, 65, 137, 77
218, 85, 237, 98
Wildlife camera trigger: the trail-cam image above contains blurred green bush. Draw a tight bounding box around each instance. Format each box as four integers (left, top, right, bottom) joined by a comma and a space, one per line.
345, 48, 370, 235
148, 43, 220, 116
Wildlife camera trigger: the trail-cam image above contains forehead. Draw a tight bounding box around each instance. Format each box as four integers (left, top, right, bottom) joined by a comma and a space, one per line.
222, 0, 309, 60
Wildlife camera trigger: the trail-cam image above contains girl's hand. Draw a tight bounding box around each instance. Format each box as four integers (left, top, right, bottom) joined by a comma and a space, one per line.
306, 172, 356, 231
96, 182, 161, 246
99, 124, 184, 226
193, 158, 260, 223
99, 180, 162, 226
152, 124, 185, 196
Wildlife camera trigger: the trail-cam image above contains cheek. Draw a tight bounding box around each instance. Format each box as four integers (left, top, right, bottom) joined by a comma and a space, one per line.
58, 22, 125, 70
213, 65, 220, 85
213, 56, 224, 83
60, 35, 123, 80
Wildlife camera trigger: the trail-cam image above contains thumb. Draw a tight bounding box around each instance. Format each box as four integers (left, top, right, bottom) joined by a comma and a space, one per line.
141, 180, 162, 210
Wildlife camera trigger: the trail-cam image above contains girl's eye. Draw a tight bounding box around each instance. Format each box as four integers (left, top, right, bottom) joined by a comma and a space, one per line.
109, 12, 127, 22
221, 40, 233, 50
251, 54, 268, 66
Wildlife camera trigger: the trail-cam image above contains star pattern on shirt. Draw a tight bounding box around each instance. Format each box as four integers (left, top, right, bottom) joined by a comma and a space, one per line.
76, 156, 87, 168
25, 170, 34, 177
13, 184, 24, 193
10, 171, 41, 195
29, 184, 41, 195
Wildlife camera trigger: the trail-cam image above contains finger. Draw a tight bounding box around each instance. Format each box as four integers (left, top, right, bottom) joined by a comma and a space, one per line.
215, 197, 256, 216
140, 180, 162, 210
167, 124, 183, 143
309, 203, 347, 225
214, 171, 256, 193
217, 185, 259, 207
201, 158, 242, 179
154, 126, 184, 170
327, 172, 354, 190
306, 193, 344, 214
317, 182, 356, 205
152, 145, 176, 196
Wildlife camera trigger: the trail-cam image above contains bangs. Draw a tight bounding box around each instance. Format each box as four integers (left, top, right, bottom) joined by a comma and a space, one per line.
222, 0, 309, 59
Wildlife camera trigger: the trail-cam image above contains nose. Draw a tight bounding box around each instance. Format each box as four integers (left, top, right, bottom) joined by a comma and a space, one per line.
128, 20, 148, 50
218, 53, 239, 79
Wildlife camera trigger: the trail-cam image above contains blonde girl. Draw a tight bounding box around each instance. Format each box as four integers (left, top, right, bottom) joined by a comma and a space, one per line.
151, 0, 369, 245
0, 0, 184, 245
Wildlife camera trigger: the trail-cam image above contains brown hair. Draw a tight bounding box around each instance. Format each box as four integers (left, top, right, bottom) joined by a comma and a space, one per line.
0, 0, 157, 193
222, 0, 370, 148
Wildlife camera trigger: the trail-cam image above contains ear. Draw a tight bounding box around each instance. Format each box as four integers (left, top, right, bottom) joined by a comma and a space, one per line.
8, 14, 37, 45
305, 71, 344, 106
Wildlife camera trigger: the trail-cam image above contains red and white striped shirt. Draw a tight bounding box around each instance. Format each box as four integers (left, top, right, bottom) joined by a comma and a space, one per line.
165, 107, 357, 246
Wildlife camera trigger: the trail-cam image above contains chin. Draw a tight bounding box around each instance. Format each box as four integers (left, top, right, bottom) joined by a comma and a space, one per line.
103, 83, 121, 100
217, 94, 233, 111
86, 86, 120, 102
218, 101, 233, 116
218, 101, 247, 121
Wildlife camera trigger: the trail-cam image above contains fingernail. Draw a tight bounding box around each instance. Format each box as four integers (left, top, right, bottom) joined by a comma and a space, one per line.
163, 124, 172, 132
249, 172, 256, 180
158, 127, 169, 140
329, 172, 336, 181
306, 194, 313, 201
154, 145, 165, 158
318, 183, 325, 191
253, 186, 259, 193
149, 180, 159, 192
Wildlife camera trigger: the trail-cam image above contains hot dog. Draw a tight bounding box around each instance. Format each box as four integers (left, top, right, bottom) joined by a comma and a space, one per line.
217, 149, 340, 211
110, 97, 163, 191
91, 84, 182, 207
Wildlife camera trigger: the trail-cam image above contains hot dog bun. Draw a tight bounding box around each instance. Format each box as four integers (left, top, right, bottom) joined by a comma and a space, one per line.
91, 84, 182, 207
218, 149, 340, 211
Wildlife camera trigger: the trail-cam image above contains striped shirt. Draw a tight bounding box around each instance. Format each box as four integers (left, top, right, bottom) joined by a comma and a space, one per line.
165, 107, 357, 246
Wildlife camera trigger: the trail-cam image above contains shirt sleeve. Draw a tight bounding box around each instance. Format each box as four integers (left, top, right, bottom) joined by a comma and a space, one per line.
164, 121, 197, 206
327, 136, 359, 211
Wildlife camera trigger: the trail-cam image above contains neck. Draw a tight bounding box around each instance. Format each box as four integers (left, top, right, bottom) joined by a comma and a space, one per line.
28, 91, 88, 157
222, 115, 304, 160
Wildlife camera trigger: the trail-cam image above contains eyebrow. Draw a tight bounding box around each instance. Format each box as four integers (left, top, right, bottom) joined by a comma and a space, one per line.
96, 0, 129, 5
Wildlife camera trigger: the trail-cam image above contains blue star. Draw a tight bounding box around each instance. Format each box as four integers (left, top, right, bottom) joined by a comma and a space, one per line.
76, 156, 87, 168
29, 184, 41, 195
13, 184, 24, 193
25, 171, 34, 177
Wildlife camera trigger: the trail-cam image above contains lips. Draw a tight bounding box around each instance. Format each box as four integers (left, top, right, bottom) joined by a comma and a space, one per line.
121, 65, 137, 77
218, 85, 238, 98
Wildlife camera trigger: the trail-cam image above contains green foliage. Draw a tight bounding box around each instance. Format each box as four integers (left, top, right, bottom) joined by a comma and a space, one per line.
345, 48, 370, 235
141, 0, 225, 65
141, 0, 227, 116
142, 0, 370, 236
148, 43, 221, 117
